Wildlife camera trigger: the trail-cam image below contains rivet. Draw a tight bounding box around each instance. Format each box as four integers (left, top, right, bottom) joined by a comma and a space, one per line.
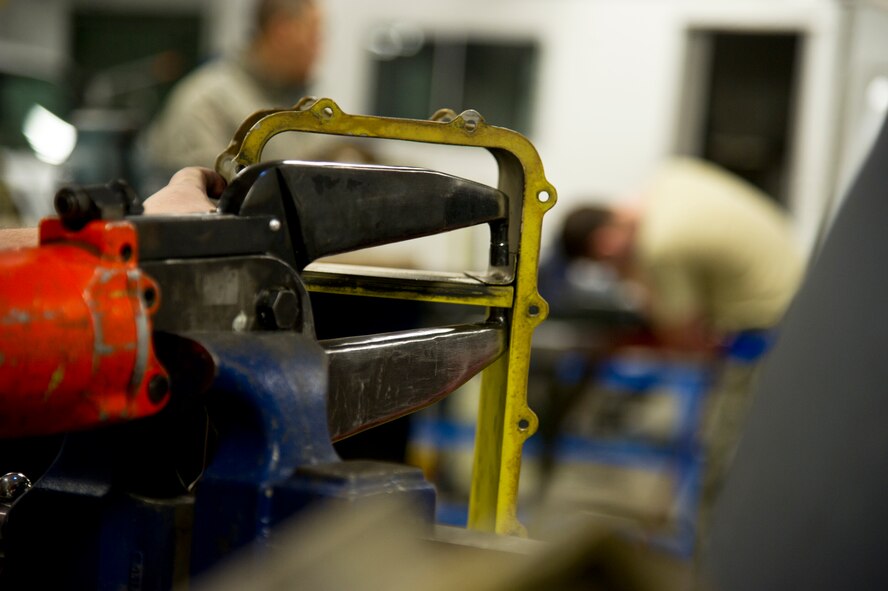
0, 472, 31, 501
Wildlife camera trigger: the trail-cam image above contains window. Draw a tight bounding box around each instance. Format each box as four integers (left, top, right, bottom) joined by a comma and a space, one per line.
677, 31, 801, 205
369, 26, 538, 135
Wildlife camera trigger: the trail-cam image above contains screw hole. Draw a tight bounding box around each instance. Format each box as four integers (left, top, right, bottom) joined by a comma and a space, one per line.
143, 286, 157, 308
147, 375, 169, 405
120, 243, 133, 262
528, 304, 540, 317
537, 190, 551, 203
322, 106, 334, 118
518, 418, 530, 431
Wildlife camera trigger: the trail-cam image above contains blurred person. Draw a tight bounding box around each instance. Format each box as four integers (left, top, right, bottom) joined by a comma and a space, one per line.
542, 206, 647, 316
139, 0, 328, 190
563, 157, 804, 556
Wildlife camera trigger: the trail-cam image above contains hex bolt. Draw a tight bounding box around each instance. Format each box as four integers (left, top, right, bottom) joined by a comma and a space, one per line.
0, 473, 32, 501
257, 289, 300, 330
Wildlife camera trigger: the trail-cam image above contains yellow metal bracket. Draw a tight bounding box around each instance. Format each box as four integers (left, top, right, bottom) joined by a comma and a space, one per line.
216, 97, 556, 536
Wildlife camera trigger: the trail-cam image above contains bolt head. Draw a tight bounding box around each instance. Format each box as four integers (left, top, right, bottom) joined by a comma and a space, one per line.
257, 289, 300, 330
270, 290, 299, 330
0, 473, 31, 501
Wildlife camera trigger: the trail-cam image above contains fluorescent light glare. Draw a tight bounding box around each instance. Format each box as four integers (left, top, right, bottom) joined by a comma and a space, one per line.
23, 103, 77, 165
866, 76, 888, 116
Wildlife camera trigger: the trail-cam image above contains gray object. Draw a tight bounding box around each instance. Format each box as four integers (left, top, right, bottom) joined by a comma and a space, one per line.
704, 115, 888, 588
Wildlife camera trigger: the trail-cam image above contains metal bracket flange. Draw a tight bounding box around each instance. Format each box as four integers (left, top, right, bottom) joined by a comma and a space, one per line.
216, 97, 556, 535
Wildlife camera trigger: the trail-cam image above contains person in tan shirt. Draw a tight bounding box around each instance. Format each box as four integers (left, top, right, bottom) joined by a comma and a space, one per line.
140, 0, 331, 191
562, 157, 804, 554
567, 158, 803, 347
636, 158, 803, 340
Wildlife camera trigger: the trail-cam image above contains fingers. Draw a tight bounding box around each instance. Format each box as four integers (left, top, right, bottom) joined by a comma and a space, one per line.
168, 167, 226, 196
202, 169, 228, 199
143, 167, 226, 215
167, 167, 203, 187
0, 228, 39, 250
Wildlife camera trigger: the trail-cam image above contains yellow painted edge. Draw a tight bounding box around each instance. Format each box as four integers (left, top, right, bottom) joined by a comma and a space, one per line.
220, 98, 558, 536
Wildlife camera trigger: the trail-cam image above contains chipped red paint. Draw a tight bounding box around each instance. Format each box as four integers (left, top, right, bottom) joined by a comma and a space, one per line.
0, 219, 168, 437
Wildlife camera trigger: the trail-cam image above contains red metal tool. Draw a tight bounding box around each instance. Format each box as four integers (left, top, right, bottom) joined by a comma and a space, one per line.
0, 218, 168, 437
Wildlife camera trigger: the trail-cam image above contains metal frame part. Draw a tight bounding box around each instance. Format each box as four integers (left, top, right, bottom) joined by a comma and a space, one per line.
217, 98, 556, 535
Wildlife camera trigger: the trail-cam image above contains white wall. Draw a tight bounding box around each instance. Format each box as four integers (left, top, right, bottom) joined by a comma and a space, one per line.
829, 4, 888, 226
0, 0, 69, 73
311, 0, 845, 261
0, 0, 870, 263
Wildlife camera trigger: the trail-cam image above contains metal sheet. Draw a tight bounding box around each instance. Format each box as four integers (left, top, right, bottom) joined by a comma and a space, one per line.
303, 263, 514, 308
323, 323, 505, 441
220, 161, 508, 271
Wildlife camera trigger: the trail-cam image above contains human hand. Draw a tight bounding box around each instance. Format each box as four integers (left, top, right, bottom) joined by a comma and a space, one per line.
142, 167, 227, 214
0, 228, 38, 250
